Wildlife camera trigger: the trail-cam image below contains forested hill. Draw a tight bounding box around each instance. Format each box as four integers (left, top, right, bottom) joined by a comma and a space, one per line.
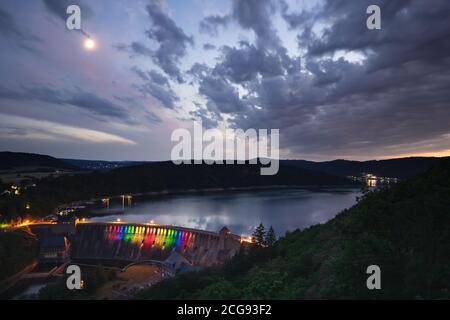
282, 157, 448, 179
0, 152, 76, 170
1, 161, 353, 219
135, 158, 450, 299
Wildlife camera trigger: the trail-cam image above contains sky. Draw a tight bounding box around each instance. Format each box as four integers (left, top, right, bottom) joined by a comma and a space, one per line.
0, 0, 449, 161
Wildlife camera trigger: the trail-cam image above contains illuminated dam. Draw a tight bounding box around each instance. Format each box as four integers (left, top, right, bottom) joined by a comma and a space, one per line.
71, 222, 246, 267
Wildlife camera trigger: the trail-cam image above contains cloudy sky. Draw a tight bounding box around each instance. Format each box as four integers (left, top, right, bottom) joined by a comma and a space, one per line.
0, 0, 449, 161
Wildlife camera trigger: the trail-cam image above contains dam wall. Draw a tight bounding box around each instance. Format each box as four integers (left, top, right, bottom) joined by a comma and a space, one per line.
72, 223, 243, 267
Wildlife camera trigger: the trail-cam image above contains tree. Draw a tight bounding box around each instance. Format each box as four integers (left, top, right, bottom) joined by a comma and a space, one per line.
265, 226, 276, 246
252, 223, 266, 245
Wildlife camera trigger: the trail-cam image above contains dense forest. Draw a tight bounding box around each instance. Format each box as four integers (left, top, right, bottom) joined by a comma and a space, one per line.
0, 161, 353, 221
0, 232, 37, 282
282, 157, 448, 179
135, 158, 450, 299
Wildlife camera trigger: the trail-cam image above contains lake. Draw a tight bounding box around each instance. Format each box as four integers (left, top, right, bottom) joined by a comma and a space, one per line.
90, 188, 361, 237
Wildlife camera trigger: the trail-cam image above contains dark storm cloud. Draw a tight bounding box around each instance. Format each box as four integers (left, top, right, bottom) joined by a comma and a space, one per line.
231, 0, 280, 49
116, 1, 193, 83
131, 66, 179, 109
137, 82, 179, 109
199, 15, 230, 36
279, 0, 318, 30
225, 0, 296, 77
130, 42, 153, 56
188, 0, 294, 118
143, 0, 194, 83
0, 84, 132, 122
216, 43, 285, 83
203, 43, 216, 50
307, 0, 450, 72
148, 70, 170, 86
188, 106, 220, 129
198, 75, 248, 114
191, 0, 450, 158
130, 66, 150, 81
189, 63, 251, 116
0, 8, 42, 43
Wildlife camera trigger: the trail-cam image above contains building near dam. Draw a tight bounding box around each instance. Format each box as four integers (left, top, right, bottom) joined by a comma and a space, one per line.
38, 235, 70, 263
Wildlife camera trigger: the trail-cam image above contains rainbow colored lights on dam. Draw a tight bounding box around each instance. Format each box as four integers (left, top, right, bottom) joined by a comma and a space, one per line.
104, 224, 195, 251
73, 222, 247, 267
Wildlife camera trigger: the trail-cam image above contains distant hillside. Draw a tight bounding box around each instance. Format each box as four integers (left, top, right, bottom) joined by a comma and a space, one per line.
105, 161, 353, 191
1, 152, 445, 179
42, 160, 354, 199
136, 158, 450, 299
0, 161, 354, 219
282, 157, 448, 179
0, 152, 76, 171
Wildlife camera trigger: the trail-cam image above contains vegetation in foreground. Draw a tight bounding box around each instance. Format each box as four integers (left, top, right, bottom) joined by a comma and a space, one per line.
135, 159, 450, 299
37, 265, 116, 300
0, 232, 37, 282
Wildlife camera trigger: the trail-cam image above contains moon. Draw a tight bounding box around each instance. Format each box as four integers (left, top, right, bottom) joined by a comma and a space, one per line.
84, 38, 96, 50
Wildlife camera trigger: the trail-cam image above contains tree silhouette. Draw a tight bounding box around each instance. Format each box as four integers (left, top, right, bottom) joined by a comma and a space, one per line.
265, 226, 276, 246
252, 223, 266, 245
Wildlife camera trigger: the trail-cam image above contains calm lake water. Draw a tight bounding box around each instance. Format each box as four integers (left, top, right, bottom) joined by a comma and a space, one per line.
90, 188, 361, 236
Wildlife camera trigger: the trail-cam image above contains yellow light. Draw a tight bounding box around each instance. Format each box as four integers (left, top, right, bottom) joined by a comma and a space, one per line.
84, 38, 95, 50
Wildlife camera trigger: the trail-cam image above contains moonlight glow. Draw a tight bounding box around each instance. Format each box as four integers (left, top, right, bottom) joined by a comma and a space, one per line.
84, 38, 95, 50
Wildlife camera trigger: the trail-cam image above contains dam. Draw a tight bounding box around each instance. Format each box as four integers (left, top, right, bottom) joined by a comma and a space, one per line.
71, 222, 245, 268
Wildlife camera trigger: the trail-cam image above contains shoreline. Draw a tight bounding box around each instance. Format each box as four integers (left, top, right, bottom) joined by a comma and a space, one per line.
68, 183, 361, 207
74, 184, 362, 218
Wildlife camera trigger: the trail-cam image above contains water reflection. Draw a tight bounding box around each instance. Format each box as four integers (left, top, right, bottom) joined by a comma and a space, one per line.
91, 188, 361, 236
